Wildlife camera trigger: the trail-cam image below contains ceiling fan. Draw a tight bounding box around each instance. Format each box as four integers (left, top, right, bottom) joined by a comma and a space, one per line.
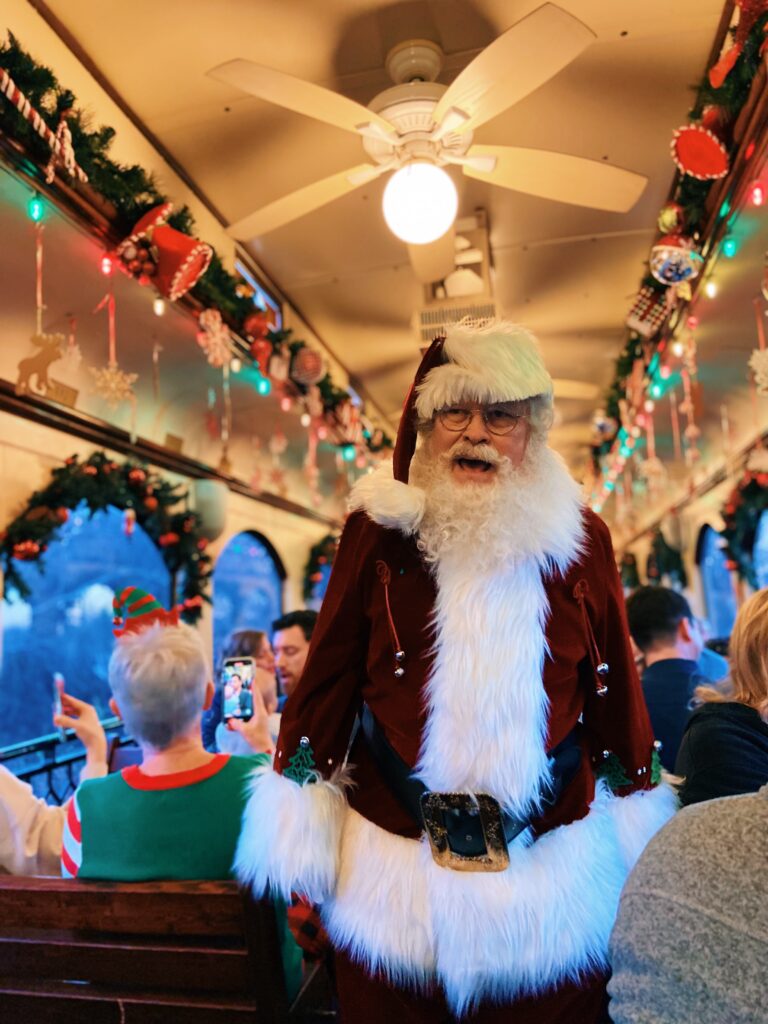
209, 4, 647, 283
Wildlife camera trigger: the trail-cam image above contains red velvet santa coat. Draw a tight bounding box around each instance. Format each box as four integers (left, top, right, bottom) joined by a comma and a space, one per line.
236, 450, 676, 1015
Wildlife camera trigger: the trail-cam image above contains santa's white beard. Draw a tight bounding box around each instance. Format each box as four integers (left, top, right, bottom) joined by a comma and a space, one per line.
410, 435, 549, 569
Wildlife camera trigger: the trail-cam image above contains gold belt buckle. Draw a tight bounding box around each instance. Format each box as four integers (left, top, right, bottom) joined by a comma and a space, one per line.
420, 792, 510, 872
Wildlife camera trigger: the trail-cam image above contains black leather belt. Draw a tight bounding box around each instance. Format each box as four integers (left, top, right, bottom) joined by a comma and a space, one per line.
360, 705, 582, 872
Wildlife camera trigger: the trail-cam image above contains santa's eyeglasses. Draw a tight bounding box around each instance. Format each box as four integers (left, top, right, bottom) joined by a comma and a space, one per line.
435, 404, 527, 436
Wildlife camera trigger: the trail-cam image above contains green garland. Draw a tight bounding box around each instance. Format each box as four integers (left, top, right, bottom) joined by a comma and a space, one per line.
646, 528, 687, 589
0, 34, 392, 453
599, 11, 768, 425
302, 533, 338, 601
721, 470, 768, 588
0, 450, 212, 622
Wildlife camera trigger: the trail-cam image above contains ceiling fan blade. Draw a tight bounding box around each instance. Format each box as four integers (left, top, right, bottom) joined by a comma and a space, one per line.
208, 59, 396, 139
433, 4, 594, 133
464, 145, 647, 213
227, 164, 376, 240
407, 228, 456, 284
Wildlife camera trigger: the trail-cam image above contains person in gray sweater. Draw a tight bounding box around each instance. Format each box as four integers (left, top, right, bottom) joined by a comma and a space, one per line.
608, 784, 768, 1024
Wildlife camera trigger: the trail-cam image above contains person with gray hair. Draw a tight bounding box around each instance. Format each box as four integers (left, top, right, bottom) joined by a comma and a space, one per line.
61, 588, 276, 882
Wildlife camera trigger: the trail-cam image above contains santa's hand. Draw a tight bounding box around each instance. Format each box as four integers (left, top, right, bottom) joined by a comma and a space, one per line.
54, 686, 108, 768
227, 689, 273, 754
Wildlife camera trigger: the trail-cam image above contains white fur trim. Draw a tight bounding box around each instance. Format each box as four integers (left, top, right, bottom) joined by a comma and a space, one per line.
415, 321, 553, 420
234, 766, 348, 903
416, 446, 585, 813
418, 555, 552, 815
349, 461, 425, 533
323, 782, 677, 1015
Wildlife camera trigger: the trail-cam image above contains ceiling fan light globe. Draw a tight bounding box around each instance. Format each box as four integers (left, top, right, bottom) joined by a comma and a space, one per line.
382, 163, 457, 245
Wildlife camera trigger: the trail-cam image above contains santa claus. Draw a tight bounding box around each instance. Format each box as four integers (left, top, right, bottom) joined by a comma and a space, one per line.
237, 321, 677, 1022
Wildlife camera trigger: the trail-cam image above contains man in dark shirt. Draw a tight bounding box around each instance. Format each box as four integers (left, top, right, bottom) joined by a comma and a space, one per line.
626, 586, 704, 771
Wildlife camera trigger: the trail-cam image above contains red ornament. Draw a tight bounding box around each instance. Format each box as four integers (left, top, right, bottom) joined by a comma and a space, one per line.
250, 337, 272, 375
670, 106, 729, 181
757, 473, 768, 487
291, 347, 325, 386
128, 468, 147, 484
182, 595, 204, 609
158, 531, 180, 547
55, 507, 69, 523
82, 465, 98, 476
244, 310, 269, 340
197, 537, 209, 551
144, 496, 159, 511
182, 517, 194, 533
65, 456, 78, 466
117, 204, 212, 301
12, 540, 41, 560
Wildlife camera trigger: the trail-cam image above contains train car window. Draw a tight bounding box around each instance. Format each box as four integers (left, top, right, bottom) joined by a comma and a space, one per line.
697, 525, 737, 643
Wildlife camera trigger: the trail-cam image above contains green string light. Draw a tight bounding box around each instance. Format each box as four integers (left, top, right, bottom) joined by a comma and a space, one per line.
27, 194, 44, 222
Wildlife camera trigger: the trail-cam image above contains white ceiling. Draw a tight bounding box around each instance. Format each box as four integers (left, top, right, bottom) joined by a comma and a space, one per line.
40, 0, 725, 472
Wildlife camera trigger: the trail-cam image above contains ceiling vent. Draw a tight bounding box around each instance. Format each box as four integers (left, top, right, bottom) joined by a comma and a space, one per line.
414, 210, 498, 344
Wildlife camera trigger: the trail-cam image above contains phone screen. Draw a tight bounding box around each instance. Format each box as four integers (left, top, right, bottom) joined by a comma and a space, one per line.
52, 672, 66, 739
222, 658, 255, 722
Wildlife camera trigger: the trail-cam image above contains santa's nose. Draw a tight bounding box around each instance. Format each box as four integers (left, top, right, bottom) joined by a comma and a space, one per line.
462, 411, 490, 443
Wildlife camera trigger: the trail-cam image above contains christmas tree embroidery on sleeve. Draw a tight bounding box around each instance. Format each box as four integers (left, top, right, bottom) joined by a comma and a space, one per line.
284, 737, 318, 785
595, 752, 632, 792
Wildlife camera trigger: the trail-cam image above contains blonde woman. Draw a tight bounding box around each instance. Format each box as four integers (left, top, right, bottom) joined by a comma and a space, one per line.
675, 588, 768, 806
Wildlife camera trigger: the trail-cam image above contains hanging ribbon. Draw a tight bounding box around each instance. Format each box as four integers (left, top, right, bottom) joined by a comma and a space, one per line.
754, 296, 767, 352
669, 389, 683, 461
221, 362, 232, 451
152, 342, 162, 400
67, 315, 77, 351
93, 280, 117, 365
646, 408, 656, 461
34, 222, 44, 334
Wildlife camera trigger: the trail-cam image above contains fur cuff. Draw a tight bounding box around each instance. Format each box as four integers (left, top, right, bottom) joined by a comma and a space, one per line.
607, 780, 679, 871
349, 461, 425, 534
234, 767, 349, 903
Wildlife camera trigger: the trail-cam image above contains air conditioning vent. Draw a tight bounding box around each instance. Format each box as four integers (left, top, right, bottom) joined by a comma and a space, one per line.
417, 300, 500, 344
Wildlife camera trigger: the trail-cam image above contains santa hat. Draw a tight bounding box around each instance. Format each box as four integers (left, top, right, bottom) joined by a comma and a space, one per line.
113, 586, 180, 638
392, 321, 553, 483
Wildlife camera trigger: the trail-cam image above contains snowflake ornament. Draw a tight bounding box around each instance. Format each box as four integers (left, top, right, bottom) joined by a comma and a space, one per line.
90, 361, 138, 407
196, 308, 232, 368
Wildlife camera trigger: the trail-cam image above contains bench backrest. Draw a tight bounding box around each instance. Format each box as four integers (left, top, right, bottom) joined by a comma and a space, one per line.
0, 875, 289, 1023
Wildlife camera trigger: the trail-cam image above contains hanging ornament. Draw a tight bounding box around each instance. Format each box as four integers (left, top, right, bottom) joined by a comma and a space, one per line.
235, 281, 255, 299
269, 429, 289, 462
123, 507, 136, 537
205, 387, 220, 440
16, 333, 64, 396
290, 346, 325, 387
90, 279, 138, 424
117, 204, 212, 300
670, 106, 730, 181
306, 384, 324, 419
0, 69, 88, 183
656, 202, 685, 234
649, 234, 703, 285
749, 296, 768, 393
44, 106, 88, 185
250, 337, 272, 374
152, 341, 163, 400
268, 351, 290, 383
244, 309, 269, 340
90, 362, 138, 407
196, 308, 232, 367
626, 285, 669, 339
708, 0, 768, 89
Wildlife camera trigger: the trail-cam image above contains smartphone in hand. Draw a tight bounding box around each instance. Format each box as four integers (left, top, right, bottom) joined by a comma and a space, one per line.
52, 672, 66, 739
222, 657, 255, 723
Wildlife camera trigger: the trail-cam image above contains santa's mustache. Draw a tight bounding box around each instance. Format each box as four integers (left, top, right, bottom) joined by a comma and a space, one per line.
440, 442, 505, 466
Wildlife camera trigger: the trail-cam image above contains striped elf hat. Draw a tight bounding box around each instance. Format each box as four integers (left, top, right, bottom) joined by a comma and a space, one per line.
112, 586, 180, 638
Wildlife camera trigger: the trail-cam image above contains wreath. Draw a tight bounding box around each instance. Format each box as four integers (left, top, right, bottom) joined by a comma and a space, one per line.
0, 451, 212, 622
646, 528, 687, 589
721, 469, 768, 588
303, 533, 338, 602
619, 552, 641, 591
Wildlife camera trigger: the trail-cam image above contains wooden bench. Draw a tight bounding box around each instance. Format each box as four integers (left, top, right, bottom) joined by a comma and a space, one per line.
0, 875, 333, 1023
